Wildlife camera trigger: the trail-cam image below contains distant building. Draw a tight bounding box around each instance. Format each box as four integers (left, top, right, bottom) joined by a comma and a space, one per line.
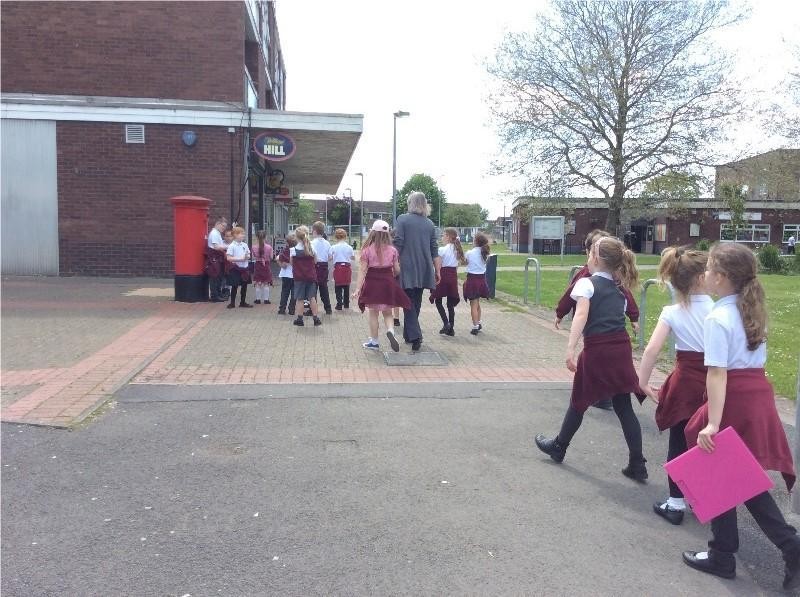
510, 149, 800, 254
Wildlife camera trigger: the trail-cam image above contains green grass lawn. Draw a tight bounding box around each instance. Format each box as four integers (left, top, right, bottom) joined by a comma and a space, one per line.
494, 269, 799, 399
494, 253, 662, 267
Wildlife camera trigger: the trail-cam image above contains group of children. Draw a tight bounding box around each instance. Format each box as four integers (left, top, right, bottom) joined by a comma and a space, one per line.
534, 229, 800, 589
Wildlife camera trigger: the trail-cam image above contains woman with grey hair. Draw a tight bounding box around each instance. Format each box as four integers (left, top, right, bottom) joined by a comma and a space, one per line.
393, 191, 442, 351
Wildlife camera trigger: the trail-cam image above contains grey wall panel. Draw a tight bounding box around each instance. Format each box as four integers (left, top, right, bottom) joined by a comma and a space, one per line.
1, 119, 59, 274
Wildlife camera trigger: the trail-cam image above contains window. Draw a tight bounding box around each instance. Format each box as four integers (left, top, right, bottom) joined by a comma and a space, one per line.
783, 224, 800, 242
720, 223, 770, 243
757, 182, 768, 198
245, 71, 257, 109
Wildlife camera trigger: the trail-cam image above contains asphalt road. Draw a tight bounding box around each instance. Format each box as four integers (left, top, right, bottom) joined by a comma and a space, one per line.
2, 382, 796, 596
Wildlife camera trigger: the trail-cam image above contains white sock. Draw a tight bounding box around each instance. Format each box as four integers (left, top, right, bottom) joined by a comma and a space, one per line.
666, 497, 686, 510
388, 327, 395, 336
264, 287, 270, 301
255, 287, 262, 300
472, 323, 480, 329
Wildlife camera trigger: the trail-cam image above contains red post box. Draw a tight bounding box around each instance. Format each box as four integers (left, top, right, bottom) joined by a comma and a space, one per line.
170, 195, 211, 302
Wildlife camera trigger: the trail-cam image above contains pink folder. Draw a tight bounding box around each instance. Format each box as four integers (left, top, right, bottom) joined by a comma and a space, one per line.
664, 427, 774, 523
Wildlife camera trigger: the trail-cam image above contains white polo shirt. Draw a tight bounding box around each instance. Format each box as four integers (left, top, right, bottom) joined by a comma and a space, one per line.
226, 241, 250, 270
311, 237, 331, 263
438, 244, 458, 267
208, 228, 225, 249
465, 247, 487, 274
658, 294, 714, 352
703, 294, 767, 369
330, 241, 354, 264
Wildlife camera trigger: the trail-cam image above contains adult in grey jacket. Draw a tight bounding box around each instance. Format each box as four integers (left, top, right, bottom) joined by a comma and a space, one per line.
393, 192, 442, 351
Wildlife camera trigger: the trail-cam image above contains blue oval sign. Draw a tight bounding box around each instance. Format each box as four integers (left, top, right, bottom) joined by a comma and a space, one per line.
253, 132, 296, 162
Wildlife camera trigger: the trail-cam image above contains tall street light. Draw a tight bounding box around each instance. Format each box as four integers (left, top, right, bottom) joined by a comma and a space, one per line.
392, 110, 410, 224
355, 172, 364, 246
344, 188, 352, 241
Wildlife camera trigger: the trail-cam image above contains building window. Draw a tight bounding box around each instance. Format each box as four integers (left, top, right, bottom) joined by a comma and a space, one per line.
245, 71, 257, 109
783, 224, 800, 242
757, 182, 768, 198
720, 223, 771, 243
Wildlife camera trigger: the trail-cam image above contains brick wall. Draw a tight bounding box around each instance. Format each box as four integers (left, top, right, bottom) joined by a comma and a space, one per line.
57, 122, 247, 277
1, 1, 245, 103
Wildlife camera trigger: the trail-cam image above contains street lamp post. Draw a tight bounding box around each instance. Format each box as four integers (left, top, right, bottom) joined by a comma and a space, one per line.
344, 188, 352, 241
355, 172, 364, 246
392, 110, 410, 224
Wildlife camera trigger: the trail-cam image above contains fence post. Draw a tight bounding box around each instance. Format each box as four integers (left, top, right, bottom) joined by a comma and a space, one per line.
638, 279, 676, 356
523, 257, 541, 305
486, 253, 498, 299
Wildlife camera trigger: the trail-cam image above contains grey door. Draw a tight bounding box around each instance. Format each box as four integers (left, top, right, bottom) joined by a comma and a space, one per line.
1, 119, 59, 274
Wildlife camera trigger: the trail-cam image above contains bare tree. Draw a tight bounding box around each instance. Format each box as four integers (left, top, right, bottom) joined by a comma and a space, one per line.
489, 0, 742, 233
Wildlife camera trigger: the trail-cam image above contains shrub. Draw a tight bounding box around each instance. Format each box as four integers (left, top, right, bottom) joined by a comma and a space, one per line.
695, 238, 711, 251
792, 252, 800, 274
758, 244, 783, 273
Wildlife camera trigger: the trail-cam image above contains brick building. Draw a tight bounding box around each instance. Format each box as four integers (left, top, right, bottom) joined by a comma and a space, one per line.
511, 149, 800, 255
1, 1, 362, 276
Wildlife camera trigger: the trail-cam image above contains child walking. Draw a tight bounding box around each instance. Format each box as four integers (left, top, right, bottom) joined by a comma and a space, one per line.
430, 227, 466, 336
638, 247, 712, 525
556, 229, 641, 411
463, 232, 491, 336
277, 234, 296, 315
330, 228, 355, 310
535, 236, 647, 481
681, 243, 799, 588
251, 230, 273, 305
290, 226, 322, 326
225, 226, 252, 309
311, 221, 333, 315
352, 220, 411, 351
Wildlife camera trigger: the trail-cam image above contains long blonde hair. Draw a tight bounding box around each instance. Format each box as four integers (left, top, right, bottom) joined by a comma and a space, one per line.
658, 246, 707, 305
293, 226, 315, 258
593, 236, 639, 291
708, 243, 767, 350
362, 229, 392, 262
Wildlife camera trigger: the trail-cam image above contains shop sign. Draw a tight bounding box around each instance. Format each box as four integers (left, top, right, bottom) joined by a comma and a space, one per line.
253, 132, 296, 161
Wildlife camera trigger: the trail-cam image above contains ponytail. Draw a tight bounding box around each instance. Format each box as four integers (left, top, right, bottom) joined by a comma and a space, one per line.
709, 243, 767, 351
474, 232, 490, 263
658, 245, 707, 305
739, 278, 768, 350
445, 228, 467, 265
618, 248, 639, 292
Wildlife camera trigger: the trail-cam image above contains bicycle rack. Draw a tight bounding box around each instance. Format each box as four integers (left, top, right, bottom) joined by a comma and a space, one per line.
523, 257, 541, 305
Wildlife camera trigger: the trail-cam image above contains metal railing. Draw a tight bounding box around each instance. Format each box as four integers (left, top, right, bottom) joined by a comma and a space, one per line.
567, 265, 582, 284
637, 278, 677, 356
523, 257, 541, 305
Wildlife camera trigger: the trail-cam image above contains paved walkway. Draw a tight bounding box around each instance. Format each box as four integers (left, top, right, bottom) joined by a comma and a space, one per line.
0, 275, 663, 427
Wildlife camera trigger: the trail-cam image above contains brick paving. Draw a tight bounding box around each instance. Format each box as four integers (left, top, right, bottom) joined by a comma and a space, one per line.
1, 276, 658, 427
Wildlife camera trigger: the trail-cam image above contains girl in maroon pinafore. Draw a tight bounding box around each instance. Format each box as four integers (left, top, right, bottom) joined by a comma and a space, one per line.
429, 227, 466, 336
535, 236, 647, 481
352, 220, 410, 352
638, 247, 712, 525
680, 243, 800, 589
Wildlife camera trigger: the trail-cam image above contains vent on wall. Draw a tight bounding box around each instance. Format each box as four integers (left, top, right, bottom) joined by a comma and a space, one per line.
125, 124, 145, 144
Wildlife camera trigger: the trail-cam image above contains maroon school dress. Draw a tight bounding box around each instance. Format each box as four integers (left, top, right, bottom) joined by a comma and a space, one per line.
252, 246, 273, 285
429, 267, 461, 303
570, 330, 645, 413
685, 369, 795, 490
358, 266, 412, 312
204, 247, 226, 278
655, 351, 707, 431
333, 262, 352, 286
292, 254, 316, 282
463, 273, 489, 300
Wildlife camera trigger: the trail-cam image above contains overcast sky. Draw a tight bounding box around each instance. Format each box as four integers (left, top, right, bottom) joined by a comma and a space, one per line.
277, 0, 800, 217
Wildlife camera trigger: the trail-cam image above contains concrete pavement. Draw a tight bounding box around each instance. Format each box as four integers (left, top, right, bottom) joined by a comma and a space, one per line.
3, 382, 794, 596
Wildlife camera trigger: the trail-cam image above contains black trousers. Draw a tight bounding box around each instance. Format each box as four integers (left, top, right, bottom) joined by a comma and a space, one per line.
789, 245, 796, 255
667, 421, 689, 498
279, 278, 295, 312
710, 491, 800, 566
435, 297, 458, 327
402, 287, 425, 342
317, 281, 332, 312
209, 275, 223, 300
229, 283, 248, 305
557, 393, 643, 461
335, 285, 350, 308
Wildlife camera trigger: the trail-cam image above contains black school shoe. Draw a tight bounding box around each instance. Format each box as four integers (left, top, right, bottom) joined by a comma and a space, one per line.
335, 304, 343, 311
293, 317, 304, 326
386, 330, 400, 352
240, 303, 253, 308
254, 300, 262, 304
622, 458, 648, 483
411, 339, 422, 352
394, 318, 401, 328
313, 316, 322, 326
227, 304, 235, 309
535, 435, 567, 463
682, 551, 736, 580
784, 548, 800, 590
653, 501, 684, 525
